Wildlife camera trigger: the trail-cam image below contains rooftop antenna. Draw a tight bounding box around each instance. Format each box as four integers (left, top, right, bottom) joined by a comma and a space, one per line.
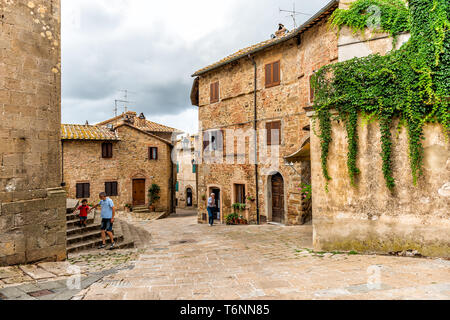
279, 3, 312, 28
114, 89, 136, 116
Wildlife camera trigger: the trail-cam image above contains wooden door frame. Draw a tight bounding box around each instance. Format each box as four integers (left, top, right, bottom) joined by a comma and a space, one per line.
265, 172, 286, 224
207, 185, 222, 223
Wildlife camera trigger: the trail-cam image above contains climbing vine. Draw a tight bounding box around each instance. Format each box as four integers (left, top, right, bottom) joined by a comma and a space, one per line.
313, 0, 449, 190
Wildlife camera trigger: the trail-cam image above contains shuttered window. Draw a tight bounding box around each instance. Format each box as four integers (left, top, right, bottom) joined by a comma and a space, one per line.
265, 61, 281, 88
203, 130, 224, 152
266, 121, 282, 146
102, 142, 113, 158
76, 183, 90, 199
149, 147, 158, 160
192, 164, 197, 173
210, 81, 219, 103
234, 184, 246, 204
105, 182, 118, 197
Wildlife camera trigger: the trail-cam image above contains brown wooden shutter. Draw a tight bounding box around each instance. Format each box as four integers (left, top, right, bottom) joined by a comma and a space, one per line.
108, 143, 113, 158
273, 61, 280, 85
102, 143, 106, 158
215, 82, 219, 101
265, 64, 272, 87
266, 122, 272, 145
112, 182, 118, 196
210, 83, 214, 102
272, 121, 281, 145
76, 183, 83, 199
85, 183, 90, 198
105, 182, 111, 196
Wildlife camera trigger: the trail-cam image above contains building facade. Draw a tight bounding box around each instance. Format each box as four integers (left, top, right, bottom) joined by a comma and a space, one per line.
175, 135, 198, 209
0, 0, 66, 266
62, 116, 178, 213
191, 1, 339, 225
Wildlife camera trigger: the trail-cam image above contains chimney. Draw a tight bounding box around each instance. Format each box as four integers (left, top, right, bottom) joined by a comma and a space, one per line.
275, 24, 288, 38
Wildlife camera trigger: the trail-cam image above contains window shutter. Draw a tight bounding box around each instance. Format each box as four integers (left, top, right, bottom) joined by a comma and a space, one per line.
210, 83, 214, 102
273, 61, 280, 84
76, 184, 83, 199
105, 182, 111, 196
266, 122, 272, 145
112, 182, 118, 196
154, 148, 158, 160
215, 82, 219, 101
265, 64, 272, 87
272, 121, 281, 145
102, 144, 106, 158
108, 143, 113, 158
85, 183, 90, 198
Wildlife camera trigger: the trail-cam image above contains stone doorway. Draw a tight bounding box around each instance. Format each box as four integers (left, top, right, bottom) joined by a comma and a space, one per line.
186, 188, 193, 207
209, 187, 221, 221
271, 173, 285, 224
132, 179, 146, 206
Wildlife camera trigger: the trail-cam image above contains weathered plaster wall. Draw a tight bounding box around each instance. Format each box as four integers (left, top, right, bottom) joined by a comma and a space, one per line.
63, 125, 175, 213
0, 0, 66, 266
175, 137, 197, 209
310, 116, 450, 258
197, 19, 338, 225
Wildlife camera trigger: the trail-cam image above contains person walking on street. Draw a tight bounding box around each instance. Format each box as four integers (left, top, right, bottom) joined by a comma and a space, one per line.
207, 193, 216, 227
89, 192, 116, 250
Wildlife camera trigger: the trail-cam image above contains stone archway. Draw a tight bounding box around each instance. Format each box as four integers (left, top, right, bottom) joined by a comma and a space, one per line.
186, 188, 193, 207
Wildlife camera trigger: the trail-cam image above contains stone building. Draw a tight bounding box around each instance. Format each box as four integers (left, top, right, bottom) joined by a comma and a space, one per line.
305, 0, 449, 258
61, 113, 179, 213
191, 0, 340, 225
0, 0, 66, 266
175, 134, 198, 209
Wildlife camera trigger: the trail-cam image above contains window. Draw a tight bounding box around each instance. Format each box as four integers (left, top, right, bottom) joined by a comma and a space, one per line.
149, 147, 158, 160
175, 181, 179, 192
76, 183, 90, 199
210, 81, 219, 103
203, 130, 224, 152
266, 121, 282, 146
177, 163, 179, 173
265, 61, 280, 88
105, 182, 118, 197
102, 142, 113, 158
192, 164, 197, 174
234, 184, 246, 204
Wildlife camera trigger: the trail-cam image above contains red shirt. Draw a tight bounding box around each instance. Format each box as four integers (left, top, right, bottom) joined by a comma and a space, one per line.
78, 205, 90, 217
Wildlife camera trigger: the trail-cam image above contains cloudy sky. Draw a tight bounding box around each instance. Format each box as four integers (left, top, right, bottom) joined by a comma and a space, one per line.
61, 0, 331, 134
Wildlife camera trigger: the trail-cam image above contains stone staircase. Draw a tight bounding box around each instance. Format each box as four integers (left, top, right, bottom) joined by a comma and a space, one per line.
66, 200, 135, 254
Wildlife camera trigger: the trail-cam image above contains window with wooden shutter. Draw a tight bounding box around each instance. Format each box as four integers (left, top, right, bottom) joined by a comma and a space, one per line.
234, 184, 246, 204
149, 147, 158, 160
102, 143, 113, 158
76, 183, 90, 199
265, 61, 281, 88
105, 182, 118, 197
203, 130, 224, 152
266, 121, 281, 146
210, 81, 219, 103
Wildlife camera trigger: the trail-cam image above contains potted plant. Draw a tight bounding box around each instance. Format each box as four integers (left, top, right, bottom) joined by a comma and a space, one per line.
148, 184, 161, 212
246, 195, 255, 202
299, 183, 312, 201
226, 213, 239, 225
201, 194, 207, 201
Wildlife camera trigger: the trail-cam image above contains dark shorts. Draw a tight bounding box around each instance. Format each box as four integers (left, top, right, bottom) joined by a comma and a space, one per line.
79, 216, 88, 221
101, 219, 113, 232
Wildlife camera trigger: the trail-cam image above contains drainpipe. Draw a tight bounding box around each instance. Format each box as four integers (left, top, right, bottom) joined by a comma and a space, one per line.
248, 54, 260, 225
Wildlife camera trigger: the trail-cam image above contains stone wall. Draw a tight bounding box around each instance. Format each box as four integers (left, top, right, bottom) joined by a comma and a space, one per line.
0, 0, 66, 266
310, 116, 450, 258
175, 137, 197, 209
63, 125, 175, 213
196, 18, 338, 225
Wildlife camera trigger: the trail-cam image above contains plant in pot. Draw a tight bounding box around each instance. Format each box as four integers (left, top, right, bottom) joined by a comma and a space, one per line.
148, 184, 161, 212
226, 213, 239, 225
231, 203, 248, 225
246, 194, 255, 202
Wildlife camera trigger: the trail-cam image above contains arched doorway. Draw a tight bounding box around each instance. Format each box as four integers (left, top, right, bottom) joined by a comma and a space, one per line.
271, 173, 285, 224
186, 188, 193, 207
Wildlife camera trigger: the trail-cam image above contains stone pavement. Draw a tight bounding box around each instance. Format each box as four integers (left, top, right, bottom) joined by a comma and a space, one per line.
80, 209, 450, 300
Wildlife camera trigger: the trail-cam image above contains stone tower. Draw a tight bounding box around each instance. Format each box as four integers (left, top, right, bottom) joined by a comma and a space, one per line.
0, 0, 66, 266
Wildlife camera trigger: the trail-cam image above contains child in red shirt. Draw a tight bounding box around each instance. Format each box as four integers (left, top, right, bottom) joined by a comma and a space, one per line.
77, 199, 90, 227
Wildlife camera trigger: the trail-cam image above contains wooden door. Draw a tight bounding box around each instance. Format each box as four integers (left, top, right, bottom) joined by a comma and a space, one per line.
271, 174, 284, 223
132, 179, 146, 206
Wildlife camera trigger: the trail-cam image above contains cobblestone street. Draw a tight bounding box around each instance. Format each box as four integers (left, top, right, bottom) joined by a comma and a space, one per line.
77, 209, 450, 300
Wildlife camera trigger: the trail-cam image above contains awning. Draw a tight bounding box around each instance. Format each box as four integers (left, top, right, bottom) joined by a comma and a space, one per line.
284, 135, 311, 163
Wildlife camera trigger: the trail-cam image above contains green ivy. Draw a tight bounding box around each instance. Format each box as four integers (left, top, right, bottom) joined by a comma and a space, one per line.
313, 0, 449, 190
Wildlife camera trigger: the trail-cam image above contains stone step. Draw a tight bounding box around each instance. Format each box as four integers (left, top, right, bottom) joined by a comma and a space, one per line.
67, 237, 133, 254
66, 218, 94, 229
67, 230, 124, 246
66, 223, 102, 237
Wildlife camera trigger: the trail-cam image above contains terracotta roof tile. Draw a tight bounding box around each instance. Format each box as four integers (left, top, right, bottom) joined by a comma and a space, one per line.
61, 124, 119, 141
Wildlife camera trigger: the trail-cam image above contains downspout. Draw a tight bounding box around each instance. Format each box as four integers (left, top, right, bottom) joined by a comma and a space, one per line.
248, 54, 260, 225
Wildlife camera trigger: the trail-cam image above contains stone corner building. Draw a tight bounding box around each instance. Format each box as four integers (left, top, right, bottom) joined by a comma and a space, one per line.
191, 0, 340, 226
0, 0, 66, 266
61, 112, 180, 213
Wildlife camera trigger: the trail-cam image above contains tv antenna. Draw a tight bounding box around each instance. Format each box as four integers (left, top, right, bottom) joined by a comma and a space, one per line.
114, 89, 136, 116
279, 3, 312, 28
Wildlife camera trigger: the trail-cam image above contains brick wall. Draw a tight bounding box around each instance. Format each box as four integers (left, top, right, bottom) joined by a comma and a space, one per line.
0, 0, 66, 266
